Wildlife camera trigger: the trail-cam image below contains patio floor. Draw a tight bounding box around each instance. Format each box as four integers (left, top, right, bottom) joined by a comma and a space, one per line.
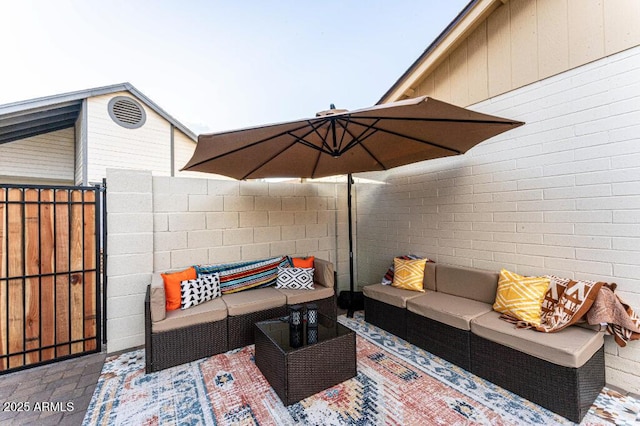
1, 344, 638, 425
0, 352, 106, 426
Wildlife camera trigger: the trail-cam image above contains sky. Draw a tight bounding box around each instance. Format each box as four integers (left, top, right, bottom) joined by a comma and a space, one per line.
0, 0, 469, 135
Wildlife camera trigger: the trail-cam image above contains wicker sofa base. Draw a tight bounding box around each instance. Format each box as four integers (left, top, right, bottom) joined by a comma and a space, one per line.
364, 296, 408, 340
147, 320, 228, 373
145, 286, 229, 373
228, 305, 288, 350
470, 334, 605, 423
406, 312, 471, 370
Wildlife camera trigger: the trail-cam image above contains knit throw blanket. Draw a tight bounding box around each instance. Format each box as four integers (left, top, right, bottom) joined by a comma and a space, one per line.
502, 276, 640, 347
587, 284, 640, 347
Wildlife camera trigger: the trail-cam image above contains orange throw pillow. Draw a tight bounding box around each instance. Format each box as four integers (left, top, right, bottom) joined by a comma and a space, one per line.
161, 267, 197, 311
292, 256, 314, 268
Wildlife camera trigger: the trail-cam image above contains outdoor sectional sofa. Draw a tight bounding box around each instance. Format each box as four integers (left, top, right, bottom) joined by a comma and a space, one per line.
363, 262, 605, 423
145, 258, 336, 373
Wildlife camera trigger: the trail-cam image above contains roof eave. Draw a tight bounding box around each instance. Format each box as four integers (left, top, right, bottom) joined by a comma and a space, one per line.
0, 82, 198, 142
378, 0, 506, 105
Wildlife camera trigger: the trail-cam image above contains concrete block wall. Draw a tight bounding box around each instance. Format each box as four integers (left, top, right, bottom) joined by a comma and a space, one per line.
356, 46, 640, 393
105, 169, 154, 353
106, 170, 347, 353
151, 176, 341, 271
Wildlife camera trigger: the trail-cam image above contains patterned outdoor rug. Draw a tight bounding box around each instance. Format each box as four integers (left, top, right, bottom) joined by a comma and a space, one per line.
84, 313, 640, 425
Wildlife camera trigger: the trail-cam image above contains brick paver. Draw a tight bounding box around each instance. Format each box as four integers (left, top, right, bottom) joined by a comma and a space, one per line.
0, 352, 106, 426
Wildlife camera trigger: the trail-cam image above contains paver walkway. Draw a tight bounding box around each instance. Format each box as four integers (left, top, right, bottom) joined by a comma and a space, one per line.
0, 352, 106, 426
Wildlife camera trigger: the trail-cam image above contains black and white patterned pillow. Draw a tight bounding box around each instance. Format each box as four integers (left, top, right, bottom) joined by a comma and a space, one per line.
275, 267, 315, 290
180, 273, 221, 309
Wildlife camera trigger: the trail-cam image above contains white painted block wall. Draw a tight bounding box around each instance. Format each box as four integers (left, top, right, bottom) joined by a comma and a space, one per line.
106, 170, 348, 353
356, 46, 640, 393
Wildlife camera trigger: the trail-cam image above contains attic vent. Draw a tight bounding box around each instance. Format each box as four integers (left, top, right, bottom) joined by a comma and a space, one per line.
108, 96, 146, 129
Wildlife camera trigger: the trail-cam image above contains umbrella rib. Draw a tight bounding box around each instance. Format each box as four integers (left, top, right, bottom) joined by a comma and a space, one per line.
239, 139, 300, 180
185, 122, 316, 169
308, 119, 336, 154
333, 118, 390, 169
187, 120, 338, 171
346, 118, 463, 155
336, 114, 351, 153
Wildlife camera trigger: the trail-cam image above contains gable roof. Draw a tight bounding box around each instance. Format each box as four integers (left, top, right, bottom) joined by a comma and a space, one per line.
0, 82, 197, 145
378, 0, 502, 104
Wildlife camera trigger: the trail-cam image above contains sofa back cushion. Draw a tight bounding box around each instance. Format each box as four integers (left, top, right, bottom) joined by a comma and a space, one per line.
150, 273, 167, 322
424, 262, 436, 291
313, 258, 334, 288
436, 264, 499, 304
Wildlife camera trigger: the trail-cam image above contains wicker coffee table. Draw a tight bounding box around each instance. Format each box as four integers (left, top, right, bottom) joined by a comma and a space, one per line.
254, 314, 356, 405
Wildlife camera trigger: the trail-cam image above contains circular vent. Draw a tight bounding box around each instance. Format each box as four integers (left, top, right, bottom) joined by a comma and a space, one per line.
108, 96, 146, 129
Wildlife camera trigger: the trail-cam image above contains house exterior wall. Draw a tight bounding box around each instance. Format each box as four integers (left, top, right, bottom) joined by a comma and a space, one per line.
0, 127, 75, 184
74, 100, 87, 185
86, 92, 173, 183
357, 46, 640, 392
105, 168, 348, 353
410, 0, 640, 106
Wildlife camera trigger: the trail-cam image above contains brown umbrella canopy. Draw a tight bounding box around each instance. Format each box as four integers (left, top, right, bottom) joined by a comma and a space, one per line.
182, 96, 524, 179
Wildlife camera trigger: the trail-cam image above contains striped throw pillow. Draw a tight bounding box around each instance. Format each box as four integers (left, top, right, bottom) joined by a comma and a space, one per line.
216, 256, 292, 294
493, 269, 550, 326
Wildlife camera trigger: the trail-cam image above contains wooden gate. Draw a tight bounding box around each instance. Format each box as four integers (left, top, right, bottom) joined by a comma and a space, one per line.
0, 184, 102, 373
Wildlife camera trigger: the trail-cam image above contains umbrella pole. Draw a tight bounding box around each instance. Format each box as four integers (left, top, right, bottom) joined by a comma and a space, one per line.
347, 173, 355, 318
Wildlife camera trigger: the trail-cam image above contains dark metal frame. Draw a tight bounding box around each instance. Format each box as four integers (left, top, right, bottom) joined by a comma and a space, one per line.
0, 183, 104, 374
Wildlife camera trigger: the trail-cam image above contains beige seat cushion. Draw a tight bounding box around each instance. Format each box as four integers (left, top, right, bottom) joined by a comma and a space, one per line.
276, 285, 334, 305
153, 297, 227, 333
363, 283, 426, 309
222, 287, 286, 316
407, 292, 493, 331
470, 311, 604, 368
436, 264, 499, 304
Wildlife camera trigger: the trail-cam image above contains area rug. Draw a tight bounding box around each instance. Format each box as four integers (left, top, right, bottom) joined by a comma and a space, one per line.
84, 313, 640, 425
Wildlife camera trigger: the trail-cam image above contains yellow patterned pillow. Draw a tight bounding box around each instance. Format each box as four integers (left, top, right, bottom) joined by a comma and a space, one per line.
391, 258, 426, 292
493, 269, 550, 325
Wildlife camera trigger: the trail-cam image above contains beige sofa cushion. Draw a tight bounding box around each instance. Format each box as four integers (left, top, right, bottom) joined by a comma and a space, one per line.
424, 262, 436, 291
407, 292, 493, 331
363, 283, 426, 309
313, 258, 334, 288
436, 264, 498, 304
150, 273, 167, 322
222, 287, 286, 316
153, 297, 227, 333
276, 285, 334, 305
470, 311, 604, 368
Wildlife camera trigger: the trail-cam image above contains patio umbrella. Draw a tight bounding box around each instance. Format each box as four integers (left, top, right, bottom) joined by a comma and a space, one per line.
183, 95, 524, 314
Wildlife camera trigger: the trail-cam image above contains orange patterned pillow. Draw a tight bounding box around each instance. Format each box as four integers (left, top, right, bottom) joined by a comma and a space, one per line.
161, 267, 197, 311
292, 256, 315, 268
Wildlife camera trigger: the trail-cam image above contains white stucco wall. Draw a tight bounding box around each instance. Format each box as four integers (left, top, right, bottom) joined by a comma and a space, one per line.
356, 46, 640, 393
0, 127, 75, 184
87, 93, 172, 183
105, 169, 349, 353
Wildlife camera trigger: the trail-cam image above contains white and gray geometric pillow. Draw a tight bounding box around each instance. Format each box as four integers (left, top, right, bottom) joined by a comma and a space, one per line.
180, 273, 221, 309
275, 267, 315, 290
